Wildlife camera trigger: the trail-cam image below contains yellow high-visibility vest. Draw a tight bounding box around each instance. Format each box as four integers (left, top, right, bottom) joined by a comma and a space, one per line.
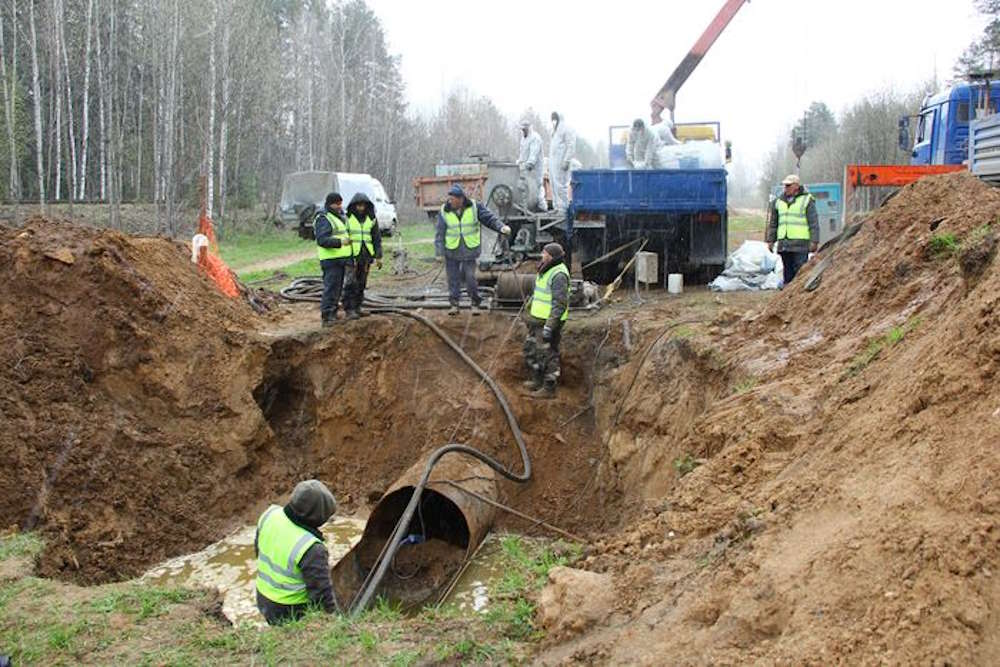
775, 193, 813, 241
529, 263, 570, 322
316, 212, 353, 260
442, 202, 480, 250
347, 214, 376, 256
255, 505, 322, 606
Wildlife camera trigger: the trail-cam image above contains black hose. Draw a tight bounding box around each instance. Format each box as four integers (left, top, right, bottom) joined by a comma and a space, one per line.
348, 307, 531, 615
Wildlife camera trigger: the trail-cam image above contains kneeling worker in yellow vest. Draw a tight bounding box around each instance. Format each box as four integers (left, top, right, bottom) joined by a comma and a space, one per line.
523, 242, 570, 399
255, 479, 340, 624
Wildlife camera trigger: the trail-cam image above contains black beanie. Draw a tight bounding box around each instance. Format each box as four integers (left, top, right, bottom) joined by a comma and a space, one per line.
325, 192, 342, 207
543, 242, 565, 260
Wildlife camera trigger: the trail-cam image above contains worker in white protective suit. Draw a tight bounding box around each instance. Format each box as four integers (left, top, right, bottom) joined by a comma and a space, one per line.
517, 118, 545, 211
626, 118, 663, 169
548, 111, 576, 213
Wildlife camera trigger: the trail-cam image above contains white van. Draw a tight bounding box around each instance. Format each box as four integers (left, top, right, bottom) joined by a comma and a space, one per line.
279, 171, 398, 236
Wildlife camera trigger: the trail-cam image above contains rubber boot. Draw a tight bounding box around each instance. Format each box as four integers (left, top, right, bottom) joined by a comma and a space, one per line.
530, 383, 556, 399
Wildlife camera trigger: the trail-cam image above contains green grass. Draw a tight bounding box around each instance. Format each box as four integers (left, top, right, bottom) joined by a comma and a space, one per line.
673, 453, 702, 477
239, 257, 320, 283
844, 319, 921, 378
731, 376, 758, 395
927, 232, 959, 258
88, 586, 195, 621
234, 236, 439, 284
216, 231, 306, 269
728, 213, 767, 233
0, 533, 576, 665
0, 532, 44, 561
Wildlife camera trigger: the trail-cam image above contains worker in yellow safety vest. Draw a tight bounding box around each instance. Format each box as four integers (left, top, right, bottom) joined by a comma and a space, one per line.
522, 242, 570, 399
255, 480, 340, 625
434, 184, 511, 315
766, 174, 819, 286
343, 192, 383, 320
314, 192, 353, 326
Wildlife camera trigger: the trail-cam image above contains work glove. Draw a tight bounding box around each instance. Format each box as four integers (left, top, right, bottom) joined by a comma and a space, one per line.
809, 242, 819, 253
434, 255, 444, 264
375, 259, 383, 270
500, 225, 512, 236
542, 325, 553, 342
561, 160, 571, 171
768, 242, 776, 253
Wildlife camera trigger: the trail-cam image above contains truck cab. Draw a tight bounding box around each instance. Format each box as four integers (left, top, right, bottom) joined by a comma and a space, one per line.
902, 82, 1000, 165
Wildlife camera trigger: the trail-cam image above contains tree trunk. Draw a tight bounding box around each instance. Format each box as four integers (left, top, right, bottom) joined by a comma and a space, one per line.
79, 0, 94, 200
95, 0, 106, 201
0, 0, 20, 200
108, 0, 119, 229
58, 0, 77, 209
164, 0, 180, 235
51, 0, 63, 201
205, 1, 216, 219
28, 0, 45, 209
217, 0, 230, 220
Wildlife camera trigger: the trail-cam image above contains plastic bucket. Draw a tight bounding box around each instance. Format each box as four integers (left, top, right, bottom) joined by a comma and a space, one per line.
667, 273, 684, 294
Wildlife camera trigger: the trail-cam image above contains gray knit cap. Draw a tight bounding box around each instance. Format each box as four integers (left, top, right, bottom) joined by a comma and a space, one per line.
543, 242, 565, 260
287, 480, 337, 528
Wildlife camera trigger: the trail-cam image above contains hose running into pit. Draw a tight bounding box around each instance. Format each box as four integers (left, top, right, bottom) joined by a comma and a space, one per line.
279, 276, 495, 309
347, 307, 532, 615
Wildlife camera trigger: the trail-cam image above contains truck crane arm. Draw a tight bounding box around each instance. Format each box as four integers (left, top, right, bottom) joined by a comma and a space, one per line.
651, 0, 750, 124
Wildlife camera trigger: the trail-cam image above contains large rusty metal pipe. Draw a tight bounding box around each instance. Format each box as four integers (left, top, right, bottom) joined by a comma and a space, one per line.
332, 454, 498, 608
348, 308, 531, 615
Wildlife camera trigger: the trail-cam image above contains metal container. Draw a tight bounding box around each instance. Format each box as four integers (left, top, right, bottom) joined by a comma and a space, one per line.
331, 454, 498, 609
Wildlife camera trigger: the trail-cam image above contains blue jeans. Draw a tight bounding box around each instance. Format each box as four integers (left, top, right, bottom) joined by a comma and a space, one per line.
780, 251, 808, 286
445, 258, 480, 306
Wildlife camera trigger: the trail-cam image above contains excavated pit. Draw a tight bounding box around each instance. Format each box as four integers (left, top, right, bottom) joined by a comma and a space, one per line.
1, 218, 651, 585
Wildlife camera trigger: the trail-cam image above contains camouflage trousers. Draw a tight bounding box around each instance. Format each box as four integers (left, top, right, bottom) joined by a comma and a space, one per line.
523, 321, 562, 388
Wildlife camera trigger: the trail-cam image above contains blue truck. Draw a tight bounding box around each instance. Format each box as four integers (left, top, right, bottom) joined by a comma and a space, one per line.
569, 163, 728, 284
900, 81, 1000, 165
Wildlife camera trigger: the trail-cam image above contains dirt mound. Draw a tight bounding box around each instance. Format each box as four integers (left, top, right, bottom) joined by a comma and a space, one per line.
545, 173, 1000, 664
0, 219, 278, 582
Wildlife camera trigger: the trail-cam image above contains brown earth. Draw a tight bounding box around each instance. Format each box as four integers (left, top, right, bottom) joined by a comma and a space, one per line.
3, 172, 999, 664
540, 172, 1000, 665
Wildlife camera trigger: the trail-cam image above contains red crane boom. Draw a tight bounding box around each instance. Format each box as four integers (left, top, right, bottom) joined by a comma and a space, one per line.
651, 0, 750, 124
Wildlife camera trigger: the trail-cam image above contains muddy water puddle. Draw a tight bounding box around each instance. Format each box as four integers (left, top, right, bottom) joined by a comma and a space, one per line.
142, 516, 366, 625
141, 519, 514, 625
439, 537, 507, 613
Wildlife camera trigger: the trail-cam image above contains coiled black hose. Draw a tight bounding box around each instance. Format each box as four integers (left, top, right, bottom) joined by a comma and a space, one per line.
279, 276, 495, 310
348, 307, 531, 615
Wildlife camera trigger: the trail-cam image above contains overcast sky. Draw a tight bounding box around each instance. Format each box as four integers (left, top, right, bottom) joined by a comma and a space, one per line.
366, 0, 984, 172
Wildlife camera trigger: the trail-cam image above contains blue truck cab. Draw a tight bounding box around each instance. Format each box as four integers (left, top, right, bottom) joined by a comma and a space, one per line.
903, 82, 1000, 165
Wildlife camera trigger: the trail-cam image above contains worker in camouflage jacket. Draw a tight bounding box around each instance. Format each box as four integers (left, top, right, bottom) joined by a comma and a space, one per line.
523, 242, 570, 399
